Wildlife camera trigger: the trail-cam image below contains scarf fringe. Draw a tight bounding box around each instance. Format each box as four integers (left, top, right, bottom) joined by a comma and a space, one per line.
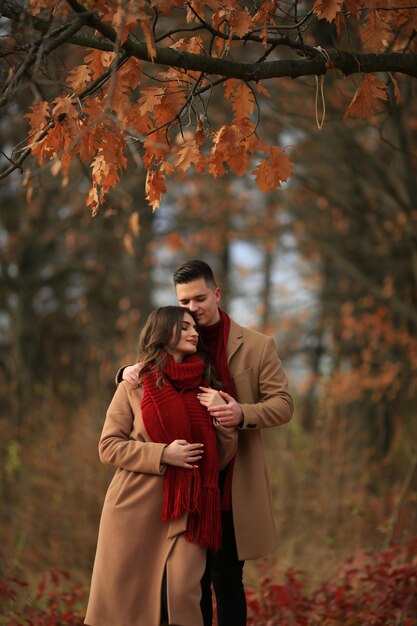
186, 486, 222, 552
161, 467, 201, 521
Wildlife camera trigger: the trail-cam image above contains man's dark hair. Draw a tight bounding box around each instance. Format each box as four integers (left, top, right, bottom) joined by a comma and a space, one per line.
173, 259, 217, 288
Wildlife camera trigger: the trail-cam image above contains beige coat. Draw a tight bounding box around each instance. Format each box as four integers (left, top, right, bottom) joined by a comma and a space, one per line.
226, 318, 293, 560
84, 382, 237, 626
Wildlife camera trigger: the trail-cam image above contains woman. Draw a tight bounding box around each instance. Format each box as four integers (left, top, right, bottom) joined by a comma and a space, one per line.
84, 306, 238, 626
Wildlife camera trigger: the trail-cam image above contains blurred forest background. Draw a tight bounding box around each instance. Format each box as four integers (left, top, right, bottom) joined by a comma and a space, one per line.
1, 17, 417, 605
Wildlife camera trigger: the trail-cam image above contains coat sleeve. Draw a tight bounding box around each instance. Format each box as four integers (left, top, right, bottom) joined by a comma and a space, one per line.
239, 336, 294, 430
215, 423, 239, 470
99, 382, 166, 475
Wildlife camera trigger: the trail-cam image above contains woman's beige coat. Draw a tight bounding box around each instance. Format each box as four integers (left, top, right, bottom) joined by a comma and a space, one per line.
226, 318, 293, 560
84, 382, 237, 626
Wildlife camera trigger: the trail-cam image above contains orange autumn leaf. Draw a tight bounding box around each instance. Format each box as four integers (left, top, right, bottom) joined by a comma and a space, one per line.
362, 10, 391, 52
25, 101, 50, 134
52, 95, 79, 121
66, 64, 92, 91
143, 128, 170, 166
140, 15, 157, 61
230, 7, 254, 36
313, 0, 343, 22
256, 83, 271, 98
344, 75, 388, 120
228, 148, 250, 176
160, 160, 176, 176
209, 125, 239, 176
231, 82, 255, 119
154, 90, 188, 126
173, 140, 205, 172
253, 146, 293, 192
86, 186, 100, 215
138, 87, 164, 115
389, 73, 401, 104
84, 49, 105, 80
195, 120, 206, 147
145, 169, 166, 210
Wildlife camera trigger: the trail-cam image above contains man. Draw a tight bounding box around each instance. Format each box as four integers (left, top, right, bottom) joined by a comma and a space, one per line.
121, 260, 293, 626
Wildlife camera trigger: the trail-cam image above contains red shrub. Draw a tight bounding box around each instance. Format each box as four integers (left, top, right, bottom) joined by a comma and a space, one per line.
0, 570, 86, 625
1, 541, 416, 625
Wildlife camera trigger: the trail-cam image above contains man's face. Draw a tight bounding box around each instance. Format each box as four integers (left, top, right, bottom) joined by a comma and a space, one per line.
175, 278, 221, 327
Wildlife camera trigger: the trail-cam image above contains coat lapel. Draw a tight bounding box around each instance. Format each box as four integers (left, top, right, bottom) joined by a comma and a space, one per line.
227, 318, 243, 363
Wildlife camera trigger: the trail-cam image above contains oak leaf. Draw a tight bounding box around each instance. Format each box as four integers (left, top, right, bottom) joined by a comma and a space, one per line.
173, 140, 205, 172
145, 169, 167, 210
195, 120, 206, 147
52, 95, 79, 121
362, 10, 391, 52
67, 64, 92, 91
230, 8, 254, 37
253, 146, 292, 192
143, 128, 170, 166
84, 49, 105, 80
230, 82, 255, 119
313, 0, 343, 22
25, 101, 50, 134
343, 74, 388, 119
141, 15, 157, 61
138, 87, 164, 115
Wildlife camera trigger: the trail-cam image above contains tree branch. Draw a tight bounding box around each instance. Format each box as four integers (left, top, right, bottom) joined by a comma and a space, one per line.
1, 2, 417, 83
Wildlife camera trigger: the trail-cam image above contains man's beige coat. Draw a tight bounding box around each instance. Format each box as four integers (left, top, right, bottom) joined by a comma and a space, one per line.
226, 318, 293, 560
84, 383, 237, 626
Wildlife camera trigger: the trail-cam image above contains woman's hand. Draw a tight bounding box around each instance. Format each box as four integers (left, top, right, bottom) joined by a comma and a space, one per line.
122, 363, 141, 386
197, 387, 226, 408
161, 440, 204, 469
198, 387, 243, 427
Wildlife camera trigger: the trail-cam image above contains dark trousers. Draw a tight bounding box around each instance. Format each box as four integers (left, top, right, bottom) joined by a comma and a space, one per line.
201, 510, 247, 626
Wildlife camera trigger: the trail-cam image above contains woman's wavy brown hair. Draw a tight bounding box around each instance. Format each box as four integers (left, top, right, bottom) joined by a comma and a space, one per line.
137, 306, 217, 388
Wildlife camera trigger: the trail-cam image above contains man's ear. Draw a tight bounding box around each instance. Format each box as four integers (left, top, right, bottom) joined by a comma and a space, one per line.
215, 287, 221, 303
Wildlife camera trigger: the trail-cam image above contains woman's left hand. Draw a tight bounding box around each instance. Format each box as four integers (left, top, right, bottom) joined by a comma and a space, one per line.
197, 387, 226, 408
198, 387, 243, 427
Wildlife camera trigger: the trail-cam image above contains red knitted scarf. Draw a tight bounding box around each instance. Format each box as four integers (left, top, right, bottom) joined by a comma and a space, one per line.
200, 308, 236, 511
141, 353, 221, 551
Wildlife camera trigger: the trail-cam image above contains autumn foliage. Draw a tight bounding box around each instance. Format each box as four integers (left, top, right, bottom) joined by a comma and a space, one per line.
1, 0, 417, 212
2, 541, 417, 625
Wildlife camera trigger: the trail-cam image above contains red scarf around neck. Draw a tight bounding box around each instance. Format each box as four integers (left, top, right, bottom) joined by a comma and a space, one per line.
141, 353, 221, 551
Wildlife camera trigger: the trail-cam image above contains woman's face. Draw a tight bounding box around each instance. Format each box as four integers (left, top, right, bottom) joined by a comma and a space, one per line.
167, 312, 199, 362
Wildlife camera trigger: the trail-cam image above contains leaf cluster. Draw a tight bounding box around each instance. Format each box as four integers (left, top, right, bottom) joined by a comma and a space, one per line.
1, 0, 417, 210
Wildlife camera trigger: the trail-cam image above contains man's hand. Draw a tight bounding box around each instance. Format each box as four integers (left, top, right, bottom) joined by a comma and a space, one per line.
122, 363, 141, 386
161, 440, 204, 469
199, 388, 243, 427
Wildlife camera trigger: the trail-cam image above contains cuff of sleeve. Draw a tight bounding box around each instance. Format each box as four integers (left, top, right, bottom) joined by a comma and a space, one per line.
156, 444, 168, 475
240, 406, 259, 429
